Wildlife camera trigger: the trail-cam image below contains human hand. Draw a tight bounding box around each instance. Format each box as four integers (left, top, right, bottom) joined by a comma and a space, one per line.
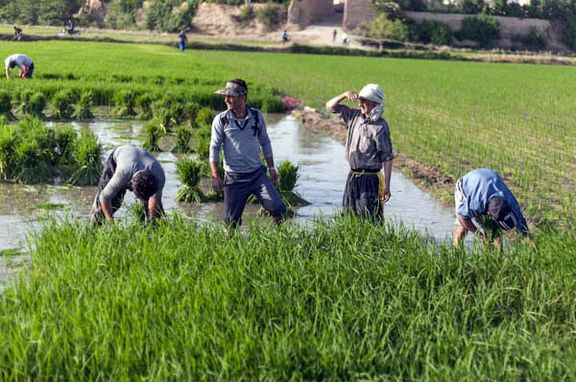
269, 168, 279, 183
380, 188, 391, 204
344, 91, 358, 102
212, 176, 223, 193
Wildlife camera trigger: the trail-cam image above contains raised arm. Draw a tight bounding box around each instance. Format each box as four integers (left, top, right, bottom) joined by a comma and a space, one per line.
326, 91, 358, 111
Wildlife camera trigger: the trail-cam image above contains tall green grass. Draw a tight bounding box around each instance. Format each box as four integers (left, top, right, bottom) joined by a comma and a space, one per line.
0, 217, 575, 379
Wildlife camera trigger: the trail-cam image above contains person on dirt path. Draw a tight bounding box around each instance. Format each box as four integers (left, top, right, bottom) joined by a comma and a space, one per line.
178, 29, 188, 52
453, 168, 529, 249
326, 84, 393, 220
90, 145, 165, 225
5, 53, 34, 79
209, 79, 287, 230
281, 30, 289, 45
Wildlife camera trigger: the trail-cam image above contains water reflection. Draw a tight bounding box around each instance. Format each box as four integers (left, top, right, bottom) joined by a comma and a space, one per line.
0, 115, 458, 252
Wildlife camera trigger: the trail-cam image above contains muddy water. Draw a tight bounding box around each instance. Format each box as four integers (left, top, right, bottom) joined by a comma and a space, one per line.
0, 115, 458, 253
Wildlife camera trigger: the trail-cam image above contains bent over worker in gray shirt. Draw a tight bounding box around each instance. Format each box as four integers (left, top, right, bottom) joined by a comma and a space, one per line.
209, 79, 286, 229
90, 145, 165, 225
326, 83, 394, 220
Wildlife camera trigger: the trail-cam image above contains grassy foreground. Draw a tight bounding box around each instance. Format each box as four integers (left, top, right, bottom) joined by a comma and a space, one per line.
1, 216, 575, 379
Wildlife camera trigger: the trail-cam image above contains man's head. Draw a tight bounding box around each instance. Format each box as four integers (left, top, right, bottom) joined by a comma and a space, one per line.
129, 170, 158, 200
358, 83, 384, 116
215, 79, 248, 111
487, 197, 517, 230
8, 60, 16, 69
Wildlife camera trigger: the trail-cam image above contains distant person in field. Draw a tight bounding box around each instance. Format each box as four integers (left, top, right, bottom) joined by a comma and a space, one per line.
12, 26, 22, 41
326, 84, 393, 220
178, 29, 188, 52
341, 32, 349, 45
281, 30, 289, 45
453, 168, 529, 248
65, 19, 76, 34
210, 79, 287, 229
5, 53, 34, 79
332, 28, 337, 43
90, 145, 165, 225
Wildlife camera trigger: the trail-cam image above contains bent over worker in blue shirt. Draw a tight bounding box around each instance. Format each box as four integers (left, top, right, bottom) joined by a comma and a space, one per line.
453, 168, 529, 248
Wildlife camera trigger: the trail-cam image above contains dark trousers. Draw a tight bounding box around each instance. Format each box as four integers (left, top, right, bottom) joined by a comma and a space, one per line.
342, 170, 383, 220
224, 166, 286, 227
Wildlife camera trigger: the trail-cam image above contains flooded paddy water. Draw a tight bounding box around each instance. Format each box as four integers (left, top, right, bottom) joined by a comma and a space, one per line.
0, 114, 458, 250
0, 114, 459, 288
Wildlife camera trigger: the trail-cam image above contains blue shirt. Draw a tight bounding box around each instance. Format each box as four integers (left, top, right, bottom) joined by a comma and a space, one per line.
457, 168, 528, 235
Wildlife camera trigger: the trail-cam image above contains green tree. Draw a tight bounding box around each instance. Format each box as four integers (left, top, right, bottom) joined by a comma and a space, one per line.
365, 13, 409, 41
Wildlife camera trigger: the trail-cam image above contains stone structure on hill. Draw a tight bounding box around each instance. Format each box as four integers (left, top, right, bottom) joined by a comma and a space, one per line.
287, 0, 373, 30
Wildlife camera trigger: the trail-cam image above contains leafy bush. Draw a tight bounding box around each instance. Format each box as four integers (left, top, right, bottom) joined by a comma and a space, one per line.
236, 5, 254, 24
255, 4, 281, 30
414, 19, 452, 46
513, 27, 547, 51
364, 13, 409, 42
68, 129, 103, 186
458, 14, 500, 48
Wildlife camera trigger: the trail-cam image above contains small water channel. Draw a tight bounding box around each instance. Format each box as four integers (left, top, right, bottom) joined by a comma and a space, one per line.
0, 114, 458, 252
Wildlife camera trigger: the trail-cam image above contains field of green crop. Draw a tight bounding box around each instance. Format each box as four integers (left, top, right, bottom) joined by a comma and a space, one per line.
1, 217, 575, 379
194, 50, 576, 228
1, 39, 575, 379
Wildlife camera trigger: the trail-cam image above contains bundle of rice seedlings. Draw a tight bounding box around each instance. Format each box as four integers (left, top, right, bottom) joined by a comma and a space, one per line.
113, 90, 137, 117
54, 126, 78, 169
172, 125, 193, 153
19, 91, 46, 118
142, 121, 164, 152
51, 90, 76, 120
0, 123, 18, 180
175, 158, 205, 203
204, 157, 224, 202
136, 94, 153, 120
72, 91, 95, 119
68, 130, 103, 186
277, 160, 309, 206
0, 90, 15, 120
195, 107, 214, 127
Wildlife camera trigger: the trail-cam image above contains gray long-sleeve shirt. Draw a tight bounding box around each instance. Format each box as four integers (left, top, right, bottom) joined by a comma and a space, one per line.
331, 104, 394, 170
209, 108, 273, 173
99, 145, 165, 203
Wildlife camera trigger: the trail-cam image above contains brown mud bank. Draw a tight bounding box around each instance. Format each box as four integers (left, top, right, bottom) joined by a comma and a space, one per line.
293, 107, 455, 207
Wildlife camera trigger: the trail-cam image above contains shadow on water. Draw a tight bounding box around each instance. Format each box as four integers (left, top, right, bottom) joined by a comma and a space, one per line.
0, 114, 462, 289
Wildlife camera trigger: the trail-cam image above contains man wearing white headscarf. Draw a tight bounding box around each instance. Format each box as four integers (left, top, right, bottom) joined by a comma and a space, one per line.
326, 84, 393, 220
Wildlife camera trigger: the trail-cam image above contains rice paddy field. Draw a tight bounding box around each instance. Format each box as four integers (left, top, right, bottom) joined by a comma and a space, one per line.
1, 39, 575, 379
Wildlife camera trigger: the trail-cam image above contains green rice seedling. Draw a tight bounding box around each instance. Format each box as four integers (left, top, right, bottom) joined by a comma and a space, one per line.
142, 120, 164, 152
2, 218, 575, 380
0, 90, 15, 120
0, 122, 18, 180
113, 90, 138, 117
172, 125, 193, 153
18, 91, 46, 118
72, 91, 95, 119
68, 129, 103, 186
175, 158, 205, 203
276, 160, 309, 206
136, 93, 153, 120
51, 90, 76, 120
151, 98, 177, 131
194, 139, 210, 161
54, 126, 78, 169
205, 157, 224, 202
195, 107, 214, 127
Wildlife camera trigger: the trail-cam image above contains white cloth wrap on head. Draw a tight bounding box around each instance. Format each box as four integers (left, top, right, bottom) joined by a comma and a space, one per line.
359, 83, 384, 121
